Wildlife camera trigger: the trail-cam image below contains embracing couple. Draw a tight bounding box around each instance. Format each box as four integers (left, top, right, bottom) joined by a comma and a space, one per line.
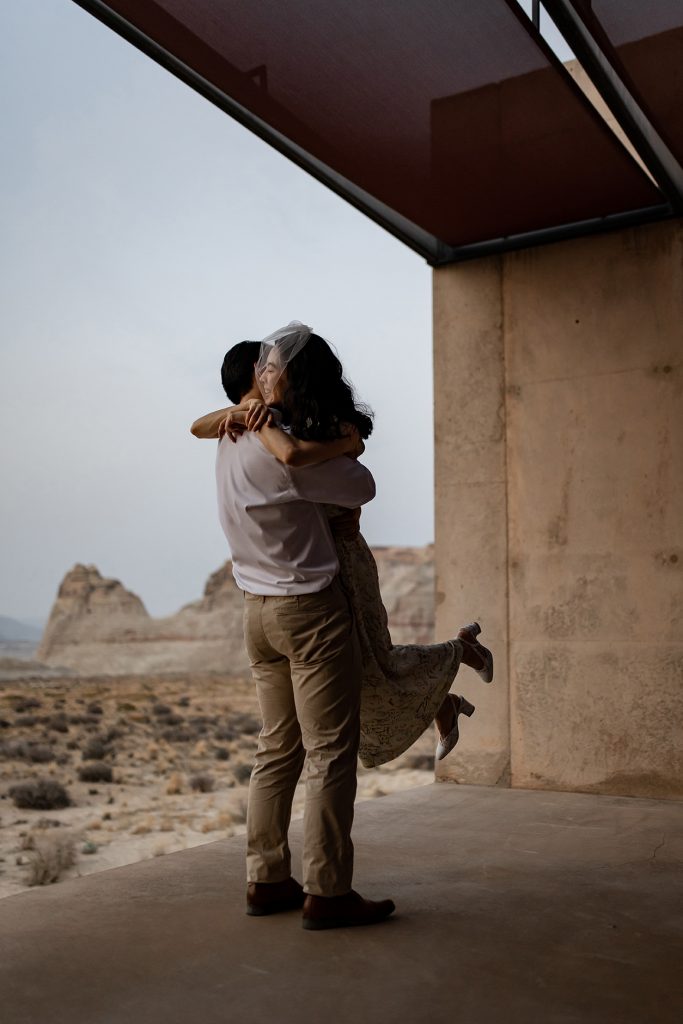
191, 321, 493, 930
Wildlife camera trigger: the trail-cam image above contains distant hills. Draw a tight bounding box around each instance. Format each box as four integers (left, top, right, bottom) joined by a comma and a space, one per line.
36, 551, 435, 676
0, 616, 43, 642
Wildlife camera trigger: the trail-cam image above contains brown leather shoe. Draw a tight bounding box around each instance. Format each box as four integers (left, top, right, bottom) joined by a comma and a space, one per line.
246, 877, 305, 916
302, 889, 396, 930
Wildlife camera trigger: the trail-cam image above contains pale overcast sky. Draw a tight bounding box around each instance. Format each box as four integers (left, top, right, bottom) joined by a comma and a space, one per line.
1, 2, 436, 622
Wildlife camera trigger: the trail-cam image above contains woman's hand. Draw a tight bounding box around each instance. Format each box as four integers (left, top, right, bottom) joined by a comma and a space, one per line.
244, 398, 272, 432
218, 409, 247, 442
218, 400, 272, 442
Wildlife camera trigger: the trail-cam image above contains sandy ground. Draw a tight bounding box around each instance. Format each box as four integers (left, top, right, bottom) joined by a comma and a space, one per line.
0, 672, 437, 899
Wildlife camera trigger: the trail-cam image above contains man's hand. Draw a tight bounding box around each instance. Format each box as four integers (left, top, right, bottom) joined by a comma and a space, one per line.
329, 507, 361, 540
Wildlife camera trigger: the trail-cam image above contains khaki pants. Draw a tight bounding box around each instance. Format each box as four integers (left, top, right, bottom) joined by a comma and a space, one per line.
243, 577, 361, 897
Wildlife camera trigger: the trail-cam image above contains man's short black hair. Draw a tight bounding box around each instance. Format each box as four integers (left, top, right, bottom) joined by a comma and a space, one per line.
221, 341, 261, 403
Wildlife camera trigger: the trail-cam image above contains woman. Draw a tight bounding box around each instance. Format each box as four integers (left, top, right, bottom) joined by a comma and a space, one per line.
194, 322, 493, 768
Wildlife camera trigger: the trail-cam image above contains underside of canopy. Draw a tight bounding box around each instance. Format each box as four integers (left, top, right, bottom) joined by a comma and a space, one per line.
72, 0, 682, 265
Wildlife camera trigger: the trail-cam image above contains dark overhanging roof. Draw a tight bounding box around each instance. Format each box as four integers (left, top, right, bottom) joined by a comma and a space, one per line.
71, 0, 682, 266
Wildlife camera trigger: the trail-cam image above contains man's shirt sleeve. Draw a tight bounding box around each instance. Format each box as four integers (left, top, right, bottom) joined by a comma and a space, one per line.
285, 457, 376, 508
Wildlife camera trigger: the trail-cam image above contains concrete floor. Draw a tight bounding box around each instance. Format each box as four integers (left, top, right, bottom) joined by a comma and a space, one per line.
1, 783, 681, 1024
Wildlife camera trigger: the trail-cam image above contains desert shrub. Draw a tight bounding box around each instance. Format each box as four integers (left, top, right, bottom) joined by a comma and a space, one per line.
66, 739, 79, 750
231, 795, 248, 824
177, 695, 190, 708
233, 763, 253, 785
13, 697, 42, 713
68, 713, 100, 726
231, 712, 261, 736
158, 713, 184, 727
78, 761, 113, 784
55, 754, 71, 766
26, 833, 76, 886
87, 702, 103, 716
0, 739, 25, 759
166, 772, 184, 795
20, 819, 62, 849
214, 725, 237, 742
214, 747, 231, 761
48, 714, 69, 734
189, 715, 211, 734
35, 817, 62, 831
82, 840, 98, 855
117, 702, 137, 713
190, 773, 215, 793
19, 832, 35, 851
152, 704, 172, 717
1, 739, 55, 762
161, 726, 195, 743
15, 714, 42, 727
103, 726, 122, 742
0, 718, 10, 729
26, 743, 54, 764
9, 779, 71, 810
82, 737, 111, 761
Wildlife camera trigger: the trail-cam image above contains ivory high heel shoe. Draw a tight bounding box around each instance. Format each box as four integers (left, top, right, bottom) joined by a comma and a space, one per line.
457, 622, 494, 683
435, 694, 476, 762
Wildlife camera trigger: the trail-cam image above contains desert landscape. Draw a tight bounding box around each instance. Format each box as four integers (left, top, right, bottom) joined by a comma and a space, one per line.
0, 548, 438, 899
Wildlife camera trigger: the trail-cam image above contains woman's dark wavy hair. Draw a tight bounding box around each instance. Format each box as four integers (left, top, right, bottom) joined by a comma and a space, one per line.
278, 333, 373, 442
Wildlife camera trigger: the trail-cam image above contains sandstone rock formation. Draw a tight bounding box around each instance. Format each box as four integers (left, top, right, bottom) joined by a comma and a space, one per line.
38, 548, 435, 676
371, 546, 435, 645
38, 563, 248, 676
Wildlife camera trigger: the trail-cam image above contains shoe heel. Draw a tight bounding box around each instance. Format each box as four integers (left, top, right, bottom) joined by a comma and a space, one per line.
459, 697, 475, 718
459, 621, 481, 639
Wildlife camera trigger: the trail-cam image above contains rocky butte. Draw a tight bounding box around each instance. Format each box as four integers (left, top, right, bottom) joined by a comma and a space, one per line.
37, 547, 435, 675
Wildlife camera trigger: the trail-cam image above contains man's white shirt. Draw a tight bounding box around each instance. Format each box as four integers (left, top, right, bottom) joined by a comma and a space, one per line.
215, 431, 375, 595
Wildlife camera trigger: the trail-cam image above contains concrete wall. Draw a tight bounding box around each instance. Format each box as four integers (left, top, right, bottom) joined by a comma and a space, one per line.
434, 218, 683, 798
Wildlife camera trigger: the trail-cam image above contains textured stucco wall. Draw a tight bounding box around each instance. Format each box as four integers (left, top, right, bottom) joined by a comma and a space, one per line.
434, 218, 683, 798
433, 258, 510, 786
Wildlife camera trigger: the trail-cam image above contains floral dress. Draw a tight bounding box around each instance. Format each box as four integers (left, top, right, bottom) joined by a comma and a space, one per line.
328, 509, 463, 768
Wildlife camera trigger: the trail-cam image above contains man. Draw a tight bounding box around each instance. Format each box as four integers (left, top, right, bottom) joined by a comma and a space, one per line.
191, 340, 395, 929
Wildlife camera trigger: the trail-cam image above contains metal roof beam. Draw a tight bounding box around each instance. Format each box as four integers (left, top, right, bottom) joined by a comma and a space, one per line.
433, 202, 671, 266
543, 0, 683, 211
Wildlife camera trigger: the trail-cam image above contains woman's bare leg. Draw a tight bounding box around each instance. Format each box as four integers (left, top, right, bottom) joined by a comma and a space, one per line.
435, 643, 486, 737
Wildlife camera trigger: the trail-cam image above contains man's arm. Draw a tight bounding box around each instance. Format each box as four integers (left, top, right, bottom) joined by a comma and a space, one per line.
286, 456, 376, 509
